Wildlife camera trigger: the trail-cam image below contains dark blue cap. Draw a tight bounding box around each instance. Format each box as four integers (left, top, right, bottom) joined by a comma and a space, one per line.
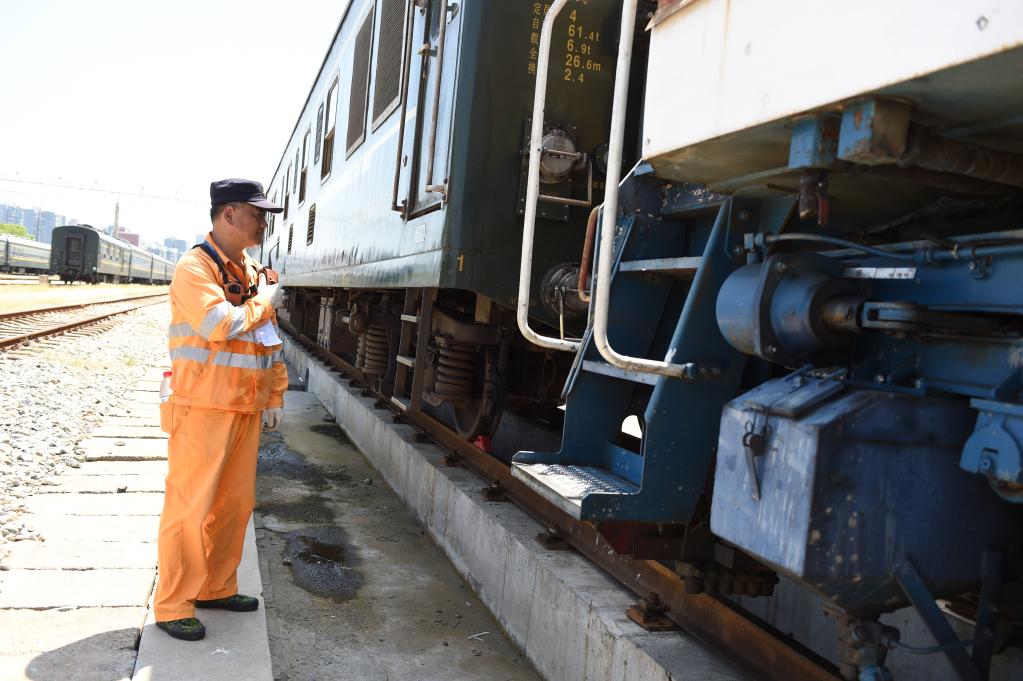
210, 178, 283, 213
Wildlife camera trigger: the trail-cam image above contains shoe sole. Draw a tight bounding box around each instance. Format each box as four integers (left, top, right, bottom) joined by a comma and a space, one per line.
195, 601, 259, 612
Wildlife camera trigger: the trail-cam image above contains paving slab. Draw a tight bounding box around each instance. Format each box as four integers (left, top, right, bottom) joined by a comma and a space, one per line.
0, 569, 155, 608
102, 416, 163, 427
80, 437, 167, 461
91, 425, 168, 439
61, 460, 168, 477
21, 514, 158, 543
127, 391, 161, 405
25, 492, 162, 516
133, 518, 272, 681
43, 473, 166, 493
3, 539, 157, 570
0, 607, 147, 653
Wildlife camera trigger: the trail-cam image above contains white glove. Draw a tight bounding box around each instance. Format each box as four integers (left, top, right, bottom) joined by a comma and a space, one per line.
257, 273, 283, 309
262, 407, 283, 431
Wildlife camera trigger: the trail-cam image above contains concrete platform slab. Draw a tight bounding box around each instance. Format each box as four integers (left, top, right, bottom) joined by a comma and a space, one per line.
133, 519, 272, 681
102, 416, 162, 427
127, 391, 161, 405
253, 391, 538, 681
25, 492, 162, 516
81, 437, 167, 461
284, 338, 744, 681
91, 425, 168, 439
0, 607, 146, 653
3, 539, 157, 570
21, 514, 158, 543
61, 461, 167, 477
0, 569, 155, 608
44, 473, 166, 494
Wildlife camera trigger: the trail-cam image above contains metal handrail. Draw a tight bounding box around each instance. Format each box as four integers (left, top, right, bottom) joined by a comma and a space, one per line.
423, 0, 449, 195
390, 0, 418, 214
516, 0, 580, 353
592, 0, 691, 378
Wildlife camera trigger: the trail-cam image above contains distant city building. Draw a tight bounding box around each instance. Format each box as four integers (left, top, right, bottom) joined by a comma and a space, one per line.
0, 202, 77, 240
118, 231, 140, 246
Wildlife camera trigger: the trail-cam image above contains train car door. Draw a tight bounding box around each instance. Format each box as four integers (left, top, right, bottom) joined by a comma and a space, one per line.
65, 234, 83, 268
401, 0, 461, 218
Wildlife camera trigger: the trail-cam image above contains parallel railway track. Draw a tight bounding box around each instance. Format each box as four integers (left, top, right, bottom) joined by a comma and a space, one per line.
280, 319, 842, 681
0, 294, 169, 350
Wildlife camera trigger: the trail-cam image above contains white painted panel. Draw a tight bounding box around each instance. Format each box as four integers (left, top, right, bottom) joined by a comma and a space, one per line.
643, 0, 1023, 159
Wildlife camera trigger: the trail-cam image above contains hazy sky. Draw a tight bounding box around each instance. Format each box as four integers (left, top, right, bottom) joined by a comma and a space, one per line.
0, 0, 349, 245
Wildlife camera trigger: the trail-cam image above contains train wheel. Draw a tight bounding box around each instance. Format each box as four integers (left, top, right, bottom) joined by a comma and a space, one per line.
451, 345, 504, 440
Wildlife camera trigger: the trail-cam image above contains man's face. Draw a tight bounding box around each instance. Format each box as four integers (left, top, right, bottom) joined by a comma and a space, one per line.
226, 204, 267, 248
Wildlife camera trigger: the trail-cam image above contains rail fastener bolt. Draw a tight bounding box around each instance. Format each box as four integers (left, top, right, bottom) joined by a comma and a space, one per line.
627, 592, 680, 632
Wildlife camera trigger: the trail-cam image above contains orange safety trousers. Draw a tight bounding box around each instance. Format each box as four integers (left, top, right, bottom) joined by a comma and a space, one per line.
154, 403, 261, 621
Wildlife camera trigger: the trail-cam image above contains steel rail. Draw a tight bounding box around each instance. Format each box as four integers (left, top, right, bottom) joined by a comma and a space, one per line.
279, 322, 841, 681
0, 293, 169, 322
0, 295, 168, 349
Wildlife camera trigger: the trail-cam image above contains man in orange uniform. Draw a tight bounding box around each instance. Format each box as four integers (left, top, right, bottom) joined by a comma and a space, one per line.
155, 179, 286, 641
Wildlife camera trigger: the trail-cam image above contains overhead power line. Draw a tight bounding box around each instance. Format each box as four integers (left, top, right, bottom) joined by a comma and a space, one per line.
0, 177, 203, 204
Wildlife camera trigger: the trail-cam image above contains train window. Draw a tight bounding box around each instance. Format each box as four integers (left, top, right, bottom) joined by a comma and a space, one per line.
306, 204, 316, 245
314, 103, 324, 166
294, 148, 300, 192
284, 165, 291, 220
287, 224, 294, 254
372, 0, 405, 129
321, 79, 338, 180
299, 129, 310, 203
346, 11, 375, 158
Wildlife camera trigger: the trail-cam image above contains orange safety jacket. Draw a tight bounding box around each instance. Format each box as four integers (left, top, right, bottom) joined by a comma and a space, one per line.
166, 233, 287, 412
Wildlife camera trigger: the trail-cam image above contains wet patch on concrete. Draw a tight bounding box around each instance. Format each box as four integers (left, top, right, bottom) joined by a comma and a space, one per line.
282, 527, 363, 603
309, 423, 351, 445
257, 494, 336, 525
257, 435, 352, 492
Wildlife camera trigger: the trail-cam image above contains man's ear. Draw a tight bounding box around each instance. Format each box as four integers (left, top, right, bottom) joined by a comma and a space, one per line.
224, 204, 236, 225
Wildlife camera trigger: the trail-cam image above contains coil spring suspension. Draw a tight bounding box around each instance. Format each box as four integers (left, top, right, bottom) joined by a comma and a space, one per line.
434, 342, 477, 400
360, 324, 388, 376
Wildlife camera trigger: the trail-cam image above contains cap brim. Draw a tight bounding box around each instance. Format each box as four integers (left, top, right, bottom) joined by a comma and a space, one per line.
248, 198, 284, 213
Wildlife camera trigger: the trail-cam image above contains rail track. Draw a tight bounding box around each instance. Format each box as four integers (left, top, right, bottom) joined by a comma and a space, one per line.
0, 294, 169, 350
279, 319, 841, 681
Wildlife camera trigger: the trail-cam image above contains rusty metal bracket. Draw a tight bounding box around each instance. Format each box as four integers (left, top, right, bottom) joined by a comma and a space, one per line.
536, 527, 575, 551
481, 480, 507, 502
627, 592, 680, 632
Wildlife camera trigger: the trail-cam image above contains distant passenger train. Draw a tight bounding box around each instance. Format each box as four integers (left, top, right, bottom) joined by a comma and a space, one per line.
0, 234, 51, 274
50, 225, 174, 284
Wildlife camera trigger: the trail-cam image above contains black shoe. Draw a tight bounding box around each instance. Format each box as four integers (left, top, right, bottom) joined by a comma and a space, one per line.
156, 617, 206, 641
195, 594, 259, 612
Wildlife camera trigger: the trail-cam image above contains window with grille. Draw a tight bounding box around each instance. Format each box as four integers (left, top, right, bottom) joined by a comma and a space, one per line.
306, 204, 317, 245
284, 166, 291, 219
314, 103, 324, 165
299, 129, 310, 203
322, 80, 338, 179
287, 224, 294, 254
372, 0, 405, 129
346, 11, 375, 157
293, 149, 300, 192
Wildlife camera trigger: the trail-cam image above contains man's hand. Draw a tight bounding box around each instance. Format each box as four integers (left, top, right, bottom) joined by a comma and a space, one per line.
257, 273, 283, 309
262, 407, 283, 431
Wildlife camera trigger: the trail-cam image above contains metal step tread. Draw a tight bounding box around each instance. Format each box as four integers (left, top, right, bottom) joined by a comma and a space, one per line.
619, 256, 702, 275
396, 354, 415, 367
390, 395, 409, 411
400, 314, 419, 323
512, 462, 638, 519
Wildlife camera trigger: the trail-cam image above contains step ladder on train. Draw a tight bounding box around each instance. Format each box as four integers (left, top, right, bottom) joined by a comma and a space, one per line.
391, 287, 438, 413
512, 189, 755, 524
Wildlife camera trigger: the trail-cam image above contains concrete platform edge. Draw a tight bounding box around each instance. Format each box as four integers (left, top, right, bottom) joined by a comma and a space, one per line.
283, 338, 739, 681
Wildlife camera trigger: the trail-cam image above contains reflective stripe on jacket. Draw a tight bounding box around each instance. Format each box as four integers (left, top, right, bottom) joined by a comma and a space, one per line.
167, 234, 287, 413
